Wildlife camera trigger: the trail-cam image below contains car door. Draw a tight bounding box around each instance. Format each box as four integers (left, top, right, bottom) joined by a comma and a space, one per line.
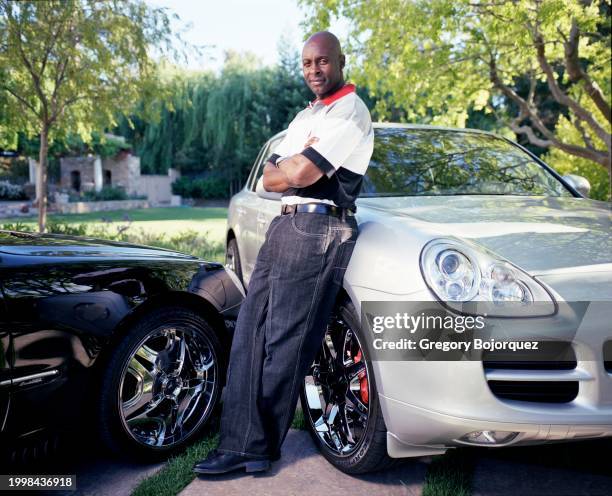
254, 136, 285, 252
234, 142, 270, 286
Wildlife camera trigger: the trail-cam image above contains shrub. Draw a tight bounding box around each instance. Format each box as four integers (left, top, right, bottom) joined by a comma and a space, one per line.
0, 222, 33, 232
1, 222, 89, 236
172, 176, 227, 199
80, 186, 129, 202
0, 180, 27, 200
0, 222, 224, 263
46, 222, 89, 236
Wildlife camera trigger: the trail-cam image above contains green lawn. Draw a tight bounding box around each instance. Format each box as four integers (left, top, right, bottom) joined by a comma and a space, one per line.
2, 206, 228, 223
422, 450, 474, 496
1, 207, 229, 263
1, 207, 229, 243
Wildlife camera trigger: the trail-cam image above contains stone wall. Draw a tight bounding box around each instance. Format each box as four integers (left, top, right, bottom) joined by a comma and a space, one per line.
54, 199, 149, 214
60, 156, 97, 191
0, 201, 33, 218
56, 155, 179, 206
135, 168, 180, 205
59, 154, 141, 194
102, 154, 141, 194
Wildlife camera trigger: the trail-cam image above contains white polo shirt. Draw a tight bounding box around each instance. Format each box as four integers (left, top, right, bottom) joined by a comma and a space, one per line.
268, 84, 374, 210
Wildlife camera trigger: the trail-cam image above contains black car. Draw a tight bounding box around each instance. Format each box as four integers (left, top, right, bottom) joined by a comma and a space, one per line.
0, 230, 244, 462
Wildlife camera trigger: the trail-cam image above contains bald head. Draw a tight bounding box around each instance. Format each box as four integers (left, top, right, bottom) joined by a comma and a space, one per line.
302, 31, 346, 99
304, 31, 343, 59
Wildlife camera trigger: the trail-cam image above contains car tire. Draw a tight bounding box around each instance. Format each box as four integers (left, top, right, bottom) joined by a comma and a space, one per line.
98, 307, 224, 459
299, 298, 398, 474
225, 238, 244, 285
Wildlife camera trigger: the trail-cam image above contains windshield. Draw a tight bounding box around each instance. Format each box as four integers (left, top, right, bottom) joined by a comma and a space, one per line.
361, 128, 572, 197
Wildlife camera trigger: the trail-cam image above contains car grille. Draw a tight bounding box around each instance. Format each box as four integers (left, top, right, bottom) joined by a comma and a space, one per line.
482, 360, 576, 370
483, 342, 579, 403
487, 380, 579, 403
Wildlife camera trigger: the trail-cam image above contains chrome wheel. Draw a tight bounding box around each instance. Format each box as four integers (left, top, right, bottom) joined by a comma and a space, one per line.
225, 238, 243, 283
303, 315, 370, 456
118, 326, 217, 448
225, 247, 236, 273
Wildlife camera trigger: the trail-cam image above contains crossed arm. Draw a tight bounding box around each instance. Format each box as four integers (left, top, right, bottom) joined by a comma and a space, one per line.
262, 137, 324, 192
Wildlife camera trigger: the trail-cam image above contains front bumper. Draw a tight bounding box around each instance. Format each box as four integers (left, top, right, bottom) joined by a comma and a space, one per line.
381, 390, 612, 458
349, 286, 612, 458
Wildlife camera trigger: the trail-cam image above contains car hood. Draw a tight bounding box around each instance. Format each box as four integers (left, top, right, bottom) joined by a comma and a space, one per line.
356, 196, 612, 274
0, 231, 198, 261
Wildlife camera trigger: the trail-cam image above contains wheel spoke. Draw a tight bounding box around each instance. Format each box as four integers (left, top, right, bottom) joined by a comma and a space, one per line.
344, 361, 365, 381
323, 333, 337, 361
136, 345, 158, 369
338, 404, 356, 445
123, 386, 154, 418
313, 414, 330, 433
153, 398, 183, 447
157, 329, 189, 376
328, 423, 344, 451
304, 378, 324, 410
196, 352, 215, 374
174, 336, 187, 375
329, 324, 346, 366
345, 401, 368, 430
127, 356, 155, 385
125, 394, 164, 426
346, 389, 368, 417
341, 328, 353, 363
175, 383, 203, 428
326, 403, 339, 425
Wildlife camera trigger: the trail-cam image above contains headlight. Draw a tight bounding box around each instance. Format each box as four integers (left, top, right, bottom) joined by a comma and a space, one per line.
488, 263, 532, 303
420, 238, 555, 316
424, 247, 480, 301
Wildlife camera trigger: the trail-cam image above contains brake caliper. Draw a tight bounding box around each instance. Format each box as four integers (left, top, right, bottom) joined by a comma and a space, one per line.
353, 349, 368, 404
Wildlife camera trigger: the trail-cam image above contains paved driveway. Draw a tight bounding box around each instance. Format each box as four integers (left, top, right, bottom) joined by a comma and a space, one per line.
183, 431, 612, 496
183, 429, 428, 496
7, 426, 611, 496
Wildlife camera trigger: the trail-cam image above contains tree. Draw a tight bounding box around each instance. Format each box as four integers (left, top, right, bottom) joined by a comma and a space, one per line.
113, 46, 313, 196
0, 0, 177, 231
300, 0, 611, 199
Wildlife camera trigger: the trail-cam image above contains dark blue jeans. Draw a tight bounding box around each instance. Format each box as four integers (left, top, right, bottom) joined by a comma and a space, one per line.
217, 210, 358, 459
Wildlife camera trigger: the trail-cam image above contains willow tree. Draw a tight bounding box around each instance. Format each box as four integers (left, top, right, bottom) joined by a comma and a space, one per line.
117, 49, 311, 193
301, 0, 612, 199
0, 0, 176, 231
202, 50, 313, 195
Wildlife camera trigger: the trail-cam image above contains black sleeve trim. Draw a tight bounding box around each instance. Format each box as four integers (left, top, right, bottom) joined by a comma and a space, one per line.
266, 153, 280, 165
301, 146, 335, 177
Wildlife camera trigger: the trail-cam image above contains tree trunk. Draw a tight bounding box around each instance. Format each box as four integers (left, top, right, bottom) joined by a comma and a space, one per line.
37, 125, 49, 233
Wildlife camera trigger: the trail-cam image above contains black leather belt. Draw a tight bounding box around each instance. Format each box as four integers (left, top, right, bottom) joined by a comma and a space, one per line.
281, 203, 354, 218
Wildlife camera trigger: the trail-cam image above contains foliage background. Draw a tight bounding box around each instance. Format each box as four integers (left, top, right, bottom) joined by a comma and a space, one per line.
0, 1, 610, 201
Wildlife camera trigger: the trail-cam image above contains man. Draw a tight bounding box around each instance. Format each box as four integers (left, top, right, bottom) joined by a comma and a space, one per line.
194, 31, 373, 475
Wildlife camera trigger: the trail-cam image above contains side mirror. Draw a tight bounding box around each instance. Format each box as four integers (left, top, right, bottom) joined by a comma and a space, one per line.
255, 177, 282, 201
562, 174, 591, 198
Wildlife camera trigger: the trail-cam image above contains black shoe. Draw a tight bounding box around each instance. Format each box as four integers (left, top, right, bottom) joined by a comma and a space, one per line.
193, 450, 270, 475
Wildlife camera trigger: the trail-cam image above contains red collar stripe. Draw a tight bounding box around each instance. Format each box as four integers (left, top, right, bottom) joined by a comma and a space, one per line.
309, 83, 356, 108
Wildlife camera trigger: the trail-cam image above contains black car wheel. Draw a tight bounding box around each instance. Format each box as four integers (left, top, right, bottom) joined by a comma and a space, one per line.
98, 307, 223, 458
300, 299, 397, 473
225, 238, 243, 284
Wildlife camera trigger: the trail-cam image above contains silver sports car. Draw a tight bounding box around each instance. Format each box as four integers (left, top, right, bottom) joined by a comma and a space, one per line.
226, 124, 612, 474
